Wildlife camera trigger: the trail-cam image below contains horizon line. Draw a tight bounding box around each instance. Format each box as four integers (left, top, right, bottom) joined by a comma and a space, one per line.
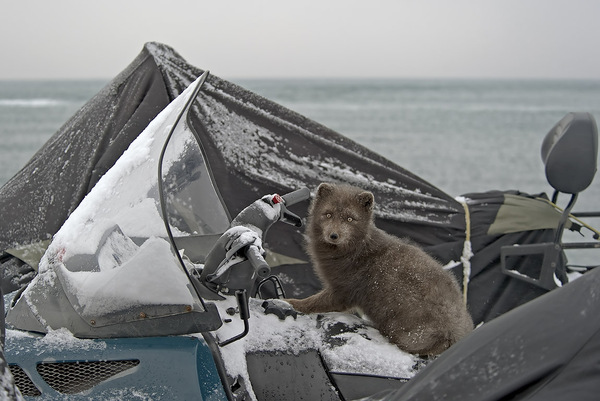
2, 75, 600, 83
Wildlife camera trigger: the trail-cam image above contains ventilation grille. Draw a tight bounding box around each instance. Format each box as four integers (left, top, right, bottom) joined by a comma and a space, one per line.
9, 364, 42, 397
36, 359, 140, 394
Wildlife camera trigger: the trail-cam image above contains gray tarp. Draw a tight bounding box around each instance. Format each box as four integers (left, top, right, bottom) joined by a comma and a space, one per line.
0, 42, 573, 324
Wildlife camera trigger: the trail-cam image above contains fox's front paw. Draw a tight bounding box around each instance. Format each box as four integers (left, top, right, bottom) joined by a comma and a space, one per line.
284, 298, 300, 309
285, 298, 311, 313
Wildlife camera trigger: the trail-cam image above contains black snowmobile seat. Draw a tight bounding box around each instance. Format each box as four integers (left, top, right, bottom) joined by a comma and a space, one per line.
541, 112, 598, 195
501, 112, 599, 291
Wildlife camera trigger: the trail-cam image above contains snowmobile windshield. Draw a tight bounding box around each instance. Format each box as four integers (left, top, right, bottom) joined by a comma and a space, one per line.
159, 107, 231, 263
8, 75, 227, 337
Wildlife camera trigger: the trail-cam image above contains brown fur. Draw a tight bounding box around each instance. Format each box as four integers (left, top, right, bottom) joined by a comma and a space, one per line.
287, 183, 473, 356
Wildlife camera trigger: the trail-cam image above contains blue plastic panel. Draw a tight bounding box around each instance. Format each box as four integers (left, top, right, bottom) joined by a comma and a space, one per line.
5, 333, 226, 400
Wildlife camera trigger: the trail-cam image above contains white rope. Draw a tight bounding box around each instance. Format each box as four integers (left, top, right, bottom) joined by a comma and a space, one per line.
456, 197, 474, 305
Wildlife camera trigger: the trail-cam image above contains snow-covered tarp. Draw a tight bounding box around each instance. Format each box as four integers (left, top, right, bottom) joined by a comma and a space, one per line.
0, 42, 571, 328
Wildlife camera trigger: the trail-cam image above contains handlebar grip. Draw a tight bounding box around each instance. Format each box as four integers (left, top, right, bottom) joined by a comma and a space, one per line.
281, 187, 310, 206
247, 245, 271, 278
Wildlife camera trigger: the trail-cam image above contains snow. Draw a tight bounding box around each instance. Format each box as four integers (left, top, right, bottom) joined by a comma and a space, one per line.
5, 328, 107, 357
209, 297, 419, 401
46, 111, 165, 261
209, 226, 266, 282
35, 328, 107, 353
223, 226, 264, 251
57, 237, 195, 317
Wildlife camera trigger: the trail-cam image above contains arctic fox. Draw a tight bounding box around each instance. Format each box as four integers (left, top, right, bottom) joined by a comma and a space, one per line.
287, 183, 473, 355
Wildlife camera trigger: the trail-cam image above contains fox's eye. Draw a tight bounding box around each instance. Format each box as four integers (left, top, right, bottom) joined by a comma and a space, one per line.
326, 213, 332, 219
347, 217, 353, 222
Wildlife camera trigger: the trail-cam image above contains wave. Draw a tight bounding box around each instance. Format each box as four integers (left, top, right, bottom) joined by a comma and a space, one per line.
0, 99, 66, 108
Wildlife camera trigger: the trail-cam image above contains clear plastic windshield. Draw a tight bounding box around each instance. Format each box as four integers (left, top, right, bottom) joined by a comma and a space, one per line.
12, 76, 228, 334
162, 123, 229, 237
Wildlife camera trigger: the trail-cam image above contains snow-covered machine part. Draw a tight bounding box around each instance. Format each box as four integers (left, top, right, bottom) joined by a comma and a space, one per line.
6, 73, 225, 338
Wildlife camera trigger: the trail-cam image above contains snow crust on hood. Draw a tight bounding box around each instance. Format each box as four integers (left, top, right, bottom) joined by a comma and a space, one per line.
210, 297, 418, 400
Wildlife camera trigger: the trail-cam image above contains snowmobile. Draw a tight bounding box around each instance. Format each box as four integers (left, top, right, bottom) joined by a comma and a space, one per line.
1, 72, 427, 400
1, 43, 600, 400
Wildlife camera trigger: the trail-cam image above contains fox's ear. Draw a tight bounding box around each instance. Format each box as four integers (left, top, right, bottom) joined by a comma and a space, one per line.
357, 191, 374, 210
316, 183, 335, 198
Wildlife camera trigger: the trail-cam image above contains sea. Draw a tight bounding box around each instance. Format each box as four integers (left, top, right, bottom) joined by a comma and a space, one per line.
1, 78, 600, 264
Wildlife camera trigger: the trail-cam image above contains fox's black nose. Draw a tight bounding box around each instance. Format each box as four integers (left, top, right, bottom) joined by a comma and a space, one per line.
330, 233, 339, 240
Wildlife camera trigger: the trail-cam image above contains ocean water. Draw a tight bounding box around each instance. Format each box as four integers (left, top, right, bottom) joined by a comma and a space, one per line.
0, 80, 106, 185
1, 78, 600, 263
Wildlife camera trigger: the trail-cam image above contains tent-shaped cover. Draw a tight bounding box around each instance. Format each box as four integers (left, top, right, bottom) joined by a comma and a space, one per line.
0, 42, 568, 324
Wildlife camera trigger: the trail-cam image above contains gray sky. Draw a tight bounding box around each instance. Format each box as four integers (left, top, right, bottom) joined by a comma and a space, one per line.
2, 0, 600, 80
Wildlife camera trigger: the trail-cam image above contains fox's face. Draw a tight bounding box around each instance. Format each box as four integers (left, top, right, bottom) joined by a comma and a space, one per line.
310, 183, 375, 248
317, 208, 361, 246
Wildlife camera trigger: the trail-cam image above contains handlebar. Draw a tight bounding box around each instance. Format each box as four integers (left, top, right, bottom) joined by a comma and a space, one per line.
246, 245, 270, 278
201, 187, 310, 295
281, 187, 310, 207
207, 188, 310, 346
265, 188, 310, 228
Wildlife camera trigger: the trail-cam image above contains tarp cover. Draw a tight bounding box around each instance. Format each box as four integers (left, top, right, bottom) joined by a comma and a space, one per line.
0, 42, 569, 324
